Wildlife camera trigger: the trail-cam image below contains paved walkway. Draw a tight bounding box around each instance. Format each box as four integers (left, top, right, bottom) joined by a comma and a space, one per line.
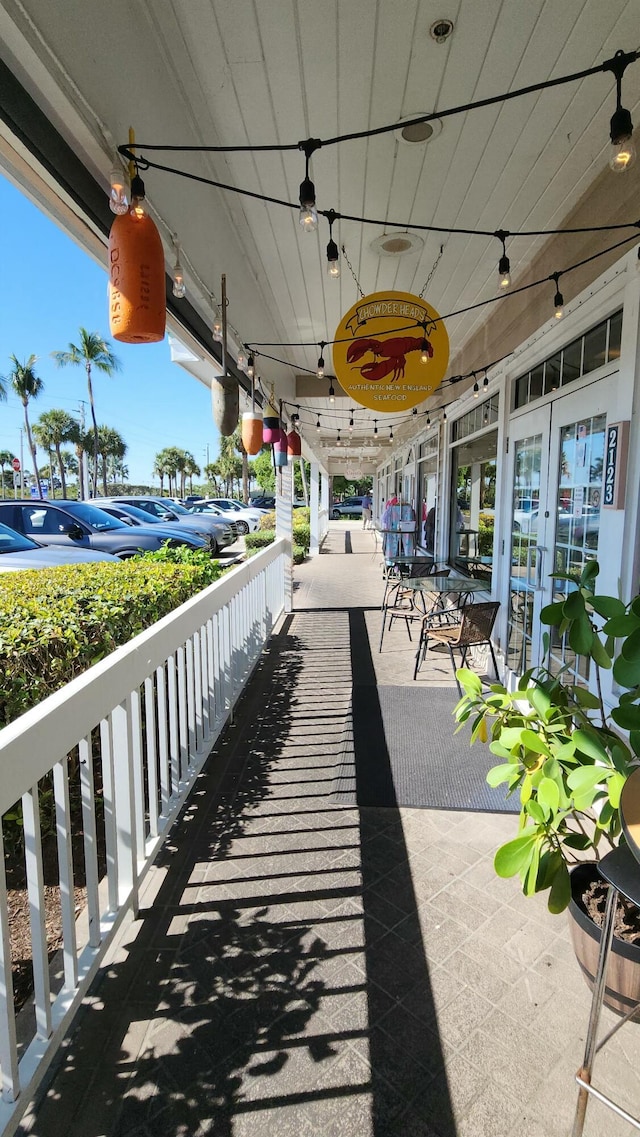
21, 526, 639, 1136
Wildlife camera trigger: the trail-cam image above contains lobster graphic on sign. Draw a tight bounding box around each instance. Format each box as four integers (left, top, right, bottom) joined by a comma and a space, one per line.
347, 335, 433, 383
333, 290, 449, 414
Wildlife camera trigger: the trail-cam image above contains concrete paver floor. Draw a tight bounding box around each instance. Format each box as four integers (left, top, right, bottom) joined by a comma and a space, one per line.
20, 524, 640, 1136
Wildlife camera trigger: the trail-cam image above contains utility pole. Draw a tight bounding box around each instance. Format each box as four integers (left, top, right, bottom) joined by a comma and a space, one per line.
19, 428, 24, 497
79, 401, 89, 500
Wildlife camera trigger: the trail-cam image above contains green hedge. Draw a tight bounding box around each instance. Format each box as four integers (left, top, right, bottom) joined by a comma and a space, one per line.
0, 554, 223, 726
246, 522, 310, 554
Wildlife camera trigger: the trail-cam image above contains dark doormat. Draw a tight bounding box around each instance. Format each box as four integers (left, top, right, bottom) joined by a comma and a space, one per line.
332, 685, 519, 813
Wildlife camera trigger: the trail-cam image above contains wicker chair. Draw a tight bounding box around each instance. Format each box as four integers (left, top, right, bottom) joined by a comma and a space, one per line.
381, 565, 450, 649
413, 600, 500, 692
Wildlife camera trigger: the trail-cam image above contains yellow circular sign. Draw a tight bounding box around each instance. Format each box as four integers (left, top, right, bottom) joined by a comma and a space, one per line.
332, 290, 449, 413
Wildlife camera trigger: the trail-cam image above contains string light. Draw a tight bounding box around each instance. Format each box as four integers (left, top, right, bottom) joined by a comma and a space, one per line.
426, 413, 431, 427
336, 431, 341, 446
412, 407, 418, 416
247, 353, 255, 378
329, 381, 335, 403
172, 238, 186, 298
374, 420, 378, 436
483, 371, 489, 390
299, 142, 319, 232
109, 165, 129, 214
552, 272, 564, 318
420, 325, 432, 364
326, 210, 340, 277
129, 169, 147, 220
317, 344, 325, 378
389, 427, 394, 441
609, 50, 636, 172
237, 350, 247, 372
349, 415, 354, 432
473, 379, 479, 398
316, 416, 321, 432
212, 306, 223, 341
443, 409, 447, 422
496, 230, 510, 289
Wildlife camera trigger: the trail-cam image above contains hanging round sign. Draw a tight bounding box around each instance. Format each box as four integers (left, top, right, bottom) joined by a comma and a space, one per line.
332, 290, 449, 413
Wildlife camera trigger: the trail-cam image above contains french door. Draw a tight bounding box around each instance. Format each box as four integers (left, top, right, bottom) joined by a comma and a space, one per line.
504, 380, 610, 684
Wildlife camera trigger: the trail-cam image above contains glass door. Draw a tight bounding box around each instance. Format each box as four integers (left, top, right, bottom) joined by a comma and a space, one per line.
505, 379, 611, 685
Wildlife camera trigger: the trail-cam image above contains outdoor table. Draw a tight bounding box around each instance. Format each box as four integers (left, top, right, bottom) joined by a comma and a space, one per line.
572, 767, 640, 1135
379, 575, 488, 652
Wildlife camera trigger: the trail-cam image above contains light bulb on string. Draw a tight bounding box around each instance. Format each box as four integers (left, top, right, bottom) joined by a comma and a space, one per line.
373, 420, 378, 437
316, 416, 321, 432
426, 413, 431, 427
171, 239, 186, 298
552, 273, 564, 319
496, 230, 510, 289
482, 371, 489, 391
609, 50, 636, 173
298, 144, 319, 232
329, 381, 335, 404
349, 415, 354, 432
443, 408, 447, 422
473, 380, 479, 398
336, 432, 341, 446
326, 210, 340, 276
109, 166, 129, 214
247, 354, 255, 379
237, 350, 247, 372
412, 407, 418, 416
212, 308, 223, 341
129, 170, 147, 220
317, 345, 325, 378
389, 428, 394, 442
420, 324, 432, 364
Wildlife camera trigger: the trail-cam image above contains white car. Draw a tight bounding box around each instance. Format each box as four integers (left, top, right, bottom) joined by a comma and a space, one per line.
0, 521, 119, 572
513, 507, 573, 536
189, 499, 261, 534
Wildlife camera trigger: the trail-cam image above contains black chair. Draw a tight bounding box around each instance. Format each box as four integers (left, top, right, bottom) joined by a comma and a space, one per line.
413, 601, 500, 692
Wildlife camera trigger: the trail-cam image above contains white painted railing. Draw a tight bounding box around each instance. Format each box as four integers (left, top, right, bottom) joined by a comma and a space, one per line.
319, 507, 329, 542
0, 539, 287, 1134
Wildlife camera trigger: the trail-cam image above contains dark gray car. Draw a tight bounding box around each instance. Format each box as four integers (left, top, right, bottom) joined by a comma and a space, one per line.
0, 500, 202, 559
95, 502, 210, 549
106, 496, 237, 548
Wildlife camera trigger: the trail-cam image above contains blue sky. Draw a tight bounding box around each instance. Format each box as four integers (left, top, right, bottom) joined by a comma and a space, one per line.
0, 175, 219, 484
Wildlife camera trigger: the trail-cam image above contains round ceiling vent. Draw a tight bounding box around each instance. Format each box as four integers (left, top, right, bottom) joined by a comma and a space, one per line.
370, 231, 425, 258
430, 18, 454, 43
394, 115, 443, 146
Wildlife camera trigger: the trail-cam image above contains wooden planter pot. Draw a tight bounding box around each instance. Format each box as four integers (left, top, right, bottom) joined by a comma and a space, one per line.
568, 863, 640, 1016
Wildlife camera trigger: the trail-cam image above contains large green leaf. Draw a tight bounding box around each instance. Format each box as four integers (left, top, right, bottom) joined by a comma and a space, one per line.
611, 703, 640, 730
589, 595, 625, 619
604, 614, 640, 638
537, 776, 560, 813
529, 685, 552, 718
494, 831, 538, 878
569, 614, 594, 656
607, 771, 626, 809
520, 729, 552, 757
613, 653, 640, 690
572, 729, 609, 763
580, 560, 599, 589
590, 634, 612, 670
456, 668, 483, 696
548, 860, 572, 913
567, 766, 610, 796
540, 601, 565, 626
563, 590, 585, 619
622, 626, 640, 662
486, 763, 515, 788
572, 687, 602, 710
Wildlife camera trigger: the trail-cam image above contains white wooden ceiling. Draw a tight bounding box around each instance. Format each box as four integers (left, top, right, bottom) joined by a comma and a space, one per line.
1, 0, 639, 467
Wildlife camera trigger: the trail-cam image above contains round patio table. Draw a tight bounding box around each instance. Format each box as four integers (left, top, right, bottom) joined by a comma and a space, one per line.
379, 575, 488, 652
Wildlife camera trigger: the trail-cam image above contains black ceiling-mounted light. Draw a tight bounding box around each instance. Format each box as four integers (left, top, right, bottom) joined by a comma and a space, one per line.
328, 380, 335, 403
326, 209, 340, 277
482, 370, 489, 390
317, 342, 325, 377
607, 50, 636, 172
247, 353, 255, 378
473, 379, 479, 398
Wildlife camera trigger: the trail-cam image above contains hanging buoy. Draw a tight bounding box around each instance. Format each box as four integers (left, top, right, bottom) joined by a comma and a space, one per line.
287, 430, 302, 457
263, 403, 280, 444
211, 376, 239, 436
242, 411, 263, 455
108, 211, 166, 343
274, 428, 288, 467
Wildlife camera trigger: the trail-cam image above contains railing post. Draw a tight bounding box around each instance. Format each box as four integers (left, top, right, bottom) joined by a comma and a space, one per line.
0, 828, 18, 1102
276, 464, 293, 612
310, 462, 320, 556
111, 698, 138, 915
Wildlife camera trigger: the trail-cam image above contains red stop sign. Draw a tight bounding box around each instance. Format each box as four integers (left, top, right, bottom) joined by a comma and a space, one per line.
11, 458, 20, 471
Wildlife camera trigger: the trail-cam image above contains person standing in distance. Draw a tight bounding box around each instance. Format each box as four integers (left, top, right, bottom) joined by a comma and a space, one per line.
362, 492, 372, 529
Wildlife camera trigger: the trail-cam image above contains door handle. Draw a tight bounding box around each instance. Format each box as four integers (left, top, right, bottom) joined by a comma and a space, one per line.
534, 546, 546, 591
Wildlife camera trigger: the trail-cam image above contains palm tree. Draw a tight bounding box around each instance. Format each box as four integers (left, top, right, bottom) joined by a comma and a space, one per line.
67, 422, 93, 501
183, 453, 201, 494
163, 447, 183, 497
0, 450, 16, 495
153, 449, 170, 496
97, 426, 127, 496
52, 330, 121, 497
34, 409, 75, 498
1, 355, 44, 498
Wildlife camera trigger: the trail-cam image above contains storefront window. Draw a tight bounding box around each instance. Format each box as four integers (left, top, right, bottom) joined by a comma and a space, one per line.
513, 310, 622, 409
449, 427, 498, 579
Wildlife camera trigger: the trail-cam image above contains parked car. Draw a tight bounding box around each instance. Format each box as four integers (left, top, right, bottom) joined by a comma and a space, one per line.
331, 496, 367, 519
0, 520, 119, 573
190, 499, 260, 534
0, 500, 196, 559
104, 495, 237, 550
513, 506, 573, 537
94, 502, 209, 550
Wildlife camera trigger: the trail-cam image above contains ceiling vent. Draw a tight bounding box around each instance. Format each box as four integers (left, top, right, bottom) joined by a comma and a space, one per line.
430, 18, 454, 43
370, 231, 424, 258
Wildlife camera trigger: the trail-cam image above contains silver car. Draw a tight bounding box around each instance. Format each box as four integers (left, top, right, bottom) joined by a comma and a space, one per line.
0, 521, 119, 572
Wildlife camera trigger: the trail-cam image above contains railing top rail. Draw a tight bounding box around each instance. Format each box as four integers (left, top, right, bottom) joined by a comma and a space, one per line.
0, 539, 287, 811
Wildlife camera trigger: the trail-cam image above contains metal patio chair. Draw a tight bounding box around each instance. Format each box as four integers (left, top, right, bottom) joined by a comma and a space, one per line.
381, 565, 450, 649
413, 600, 500, 692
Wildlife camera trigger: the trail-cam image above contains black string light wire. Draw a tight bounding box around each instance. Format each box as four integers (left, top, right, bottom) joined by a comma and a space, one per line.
118, 49, 640, 243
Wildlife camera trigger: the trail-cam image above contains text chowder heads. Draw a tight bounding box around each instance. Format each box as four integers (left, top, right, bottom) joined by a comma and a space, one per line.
332, 290, 449, 413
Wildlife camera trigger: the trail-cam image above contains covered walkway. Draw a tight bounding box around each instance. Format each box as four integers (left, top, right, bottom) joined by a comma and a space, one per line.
20, 528, 639, 1137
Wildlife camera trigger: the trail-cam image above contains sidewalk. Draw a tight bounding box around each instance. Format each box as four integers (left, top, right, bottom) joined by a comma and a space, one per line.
20, 525, 639, 1136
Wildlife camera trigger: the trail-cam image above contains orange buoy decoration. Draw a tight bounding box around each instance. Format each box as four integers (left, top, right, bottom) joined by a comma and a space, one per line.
242, 411, 263, 455
287, 429, 302, 457
108, 209, 166, 343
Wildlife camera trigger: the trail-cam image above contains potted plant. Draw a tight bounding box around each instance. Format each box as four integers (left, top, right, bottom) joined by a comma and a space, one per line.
455, 559, 640, 1011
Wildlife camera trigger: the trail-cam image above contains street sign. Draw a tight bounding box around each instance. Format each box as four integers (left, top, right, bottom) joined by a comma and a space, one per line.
11, 458, 20, 471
